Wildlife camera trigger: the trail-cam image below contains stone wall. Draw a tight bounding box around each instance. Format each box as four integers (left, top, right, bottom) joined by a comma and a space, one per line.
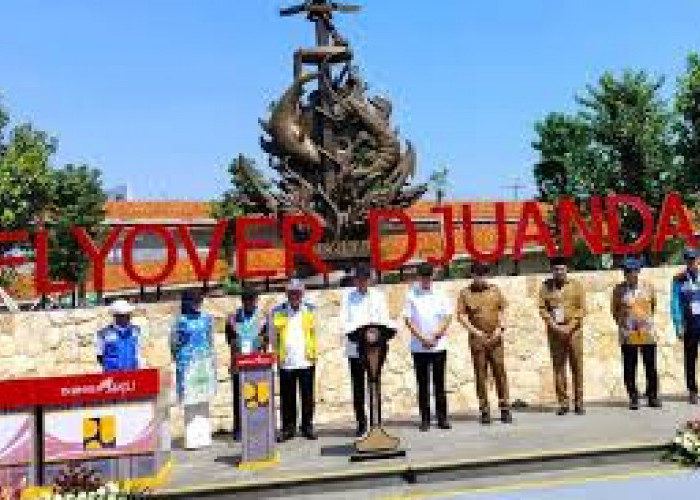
0, 266, 688, 436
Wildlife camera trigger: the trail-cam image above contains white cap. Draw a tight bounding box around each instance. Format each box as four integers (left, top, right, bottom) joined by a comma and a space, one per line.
287, 278, 305, 292
109, 299, 135, 315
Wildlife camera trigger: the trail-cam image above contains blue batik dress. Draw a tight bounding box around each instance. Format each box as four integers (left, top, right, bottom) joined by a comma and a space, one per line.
170, 312, 217, 405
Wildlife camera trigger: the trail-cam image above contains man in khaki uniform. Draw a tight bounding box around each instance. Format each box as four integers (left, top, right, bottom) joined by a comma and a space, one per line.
457, 262, 513, 425
538, 256, 586, 416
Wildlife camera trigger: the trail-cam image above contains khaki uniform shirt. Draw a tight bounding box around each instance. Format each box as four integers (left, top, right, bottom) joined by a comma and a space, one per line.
457, 283, 506, 335
538, 278, 586, 334
611, 281, 656, 345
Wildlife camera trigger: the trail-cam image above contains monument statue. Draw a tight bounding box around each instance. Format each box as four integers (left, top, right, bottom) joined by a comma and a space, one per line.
239, 0, 427, 252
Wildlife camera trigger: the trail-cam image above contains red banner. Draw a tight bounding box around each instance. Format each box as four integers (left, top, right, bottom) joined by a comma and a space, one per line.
0, 369, 159, 410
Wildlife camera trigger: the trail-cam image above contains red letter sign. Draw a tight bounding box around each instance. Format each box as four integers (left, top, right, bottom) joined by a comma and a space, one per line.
122, 225, 177, 286
653, 192, 697, 252
605, 195, 654, 255
369, 209, 417, 272
177, 220, 228, 283
557, 197, 605, 257
513, 201, 556, 260
426, 205, 456, 266
235, 216, 278, 280
71, 227, 122, 293
463, 203, 507, 263
282, 214, 329, 276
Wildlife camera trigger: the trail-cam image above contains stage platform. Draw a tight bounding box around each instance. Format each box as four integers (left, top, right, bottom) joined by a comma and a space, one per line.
154, 399, 698, 498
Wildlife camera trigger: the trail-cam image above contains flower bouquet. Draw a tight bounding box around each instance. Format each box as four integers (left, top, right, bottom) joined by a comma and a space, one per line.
662, 418, 700, 466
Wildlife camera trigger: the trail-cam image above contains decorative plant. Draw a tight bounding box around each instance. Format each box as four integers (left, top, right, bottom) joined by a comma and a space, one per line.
662, 418, 700, 466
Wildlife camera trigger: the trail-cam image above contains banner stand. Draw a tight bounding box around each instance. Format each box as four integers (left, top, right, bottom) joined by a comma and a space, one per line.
235, 354, 279, 470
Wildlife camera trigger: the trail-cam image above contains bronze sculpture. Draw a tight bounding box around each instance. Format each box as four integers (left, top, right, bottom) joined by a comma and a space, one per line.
238, 1, 427, 250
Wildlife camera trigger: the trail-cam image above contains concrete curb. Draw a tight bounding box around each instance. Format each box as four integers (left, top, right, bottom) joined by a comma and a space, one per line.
152, 440, 667, 498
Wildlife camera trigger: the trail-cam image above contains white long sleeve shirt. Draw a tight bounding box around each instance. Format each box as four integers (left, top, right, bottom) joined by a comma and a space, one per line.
339, 287, 393, 358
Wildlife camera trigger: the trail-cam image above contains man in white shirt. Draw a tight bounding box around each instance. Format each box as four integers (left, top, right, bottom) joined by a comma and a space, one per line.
340, 263, 392, 437
272, 279, 318, 441
403, 262, 453, 431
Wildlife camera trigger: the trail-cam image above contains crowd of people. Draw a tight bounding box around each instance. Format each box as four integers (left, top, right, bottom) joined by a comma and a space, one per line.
93, 248, 700, 449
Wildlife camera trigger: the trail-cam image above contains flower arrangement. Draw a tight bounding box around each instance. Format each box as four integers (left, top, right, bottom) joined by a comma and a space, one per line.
662, 418, 700, 466
18, 463, 151, 500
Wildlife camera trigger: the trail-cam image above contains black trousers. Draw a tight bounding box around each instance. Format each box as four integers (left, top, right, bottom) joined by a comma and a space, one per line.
684, 336, 699, 394
349, 358, 367, 426
279, 366, 315, 433
412, 351, 448, 423
621, 344, 658, 400
232, 373, 241, 434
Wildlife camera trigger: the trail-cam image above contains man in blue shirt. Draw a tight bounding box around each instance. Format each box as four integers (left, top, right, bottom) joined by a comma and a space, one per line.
96, 299, 141, 372
671, 248, 700, 404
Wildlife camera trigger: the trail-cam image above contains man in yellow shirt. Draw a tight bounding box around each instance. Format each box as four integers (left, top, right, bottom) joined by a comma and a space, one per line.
611, 256, 660, 410
271, 279, 318, 442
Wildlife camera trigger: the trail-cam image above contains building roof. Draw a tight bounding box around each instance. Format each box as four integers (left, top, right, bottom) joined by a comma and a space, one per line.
105, 200, 544, 223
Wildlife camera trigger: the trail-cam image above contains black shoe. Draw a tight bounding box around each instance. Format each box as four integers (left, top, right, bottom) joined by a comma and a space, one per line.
629, 398, 639, 410
480, 412, 491, 425
649, 397, 662, 408
437, 420, 452, 430
556, 406, 569, 416
276, 429, 294, 443
574, 405, 585, 415
690, 392, 698, 405
355, 424, 367, 438
500, 409, 513, 423
419, 421, 430, 432
301, 428, 318, 440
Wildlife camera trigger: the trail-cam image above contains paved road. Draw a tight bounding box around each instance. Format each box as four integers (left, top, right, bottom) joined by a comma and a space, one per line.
396, 467, 700, 500
278, 463, 698, 500
164, 400, 697, 492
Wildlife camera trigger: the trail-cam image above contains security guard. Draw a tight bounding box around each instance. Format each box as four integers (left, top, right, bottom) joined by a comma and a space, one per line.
95, 299, 141, 372
538, 256, 586, 416
457, 262, 512, 425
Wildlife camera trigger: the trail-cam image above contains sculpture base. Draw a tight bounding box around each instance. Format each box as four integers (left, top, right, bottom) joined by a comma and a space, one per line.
350, 427, 406, 462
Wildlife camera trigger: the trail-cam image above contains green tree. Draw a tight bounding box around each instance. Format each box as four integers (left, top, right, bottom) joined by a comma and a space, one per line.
212, 154, 272, 268
47, 165, 106, 301
533, 112, 603, 201
533, 70, 677, 265
675, 53, 700, 204
0, 102, 56, 286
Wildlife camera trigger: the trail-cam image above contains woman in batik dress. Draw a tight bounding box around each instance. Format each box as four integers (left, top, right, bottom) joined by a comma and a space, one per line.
170, 290, 217, 450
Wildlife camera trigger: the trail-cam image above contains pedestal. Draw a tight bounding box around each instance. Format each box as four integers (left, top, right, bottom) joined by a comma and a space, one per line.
235, 353, 279, 470
348, 324, 406, 462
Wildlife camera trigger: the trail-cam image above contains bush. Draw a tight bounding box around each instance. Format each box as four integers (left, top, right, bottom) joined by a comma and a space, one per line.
221, 275, 243, 296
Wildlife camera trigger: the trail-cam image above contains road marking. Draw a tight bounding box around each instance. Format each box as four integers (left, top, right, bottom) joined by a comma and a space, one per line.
380, 465, 687, 499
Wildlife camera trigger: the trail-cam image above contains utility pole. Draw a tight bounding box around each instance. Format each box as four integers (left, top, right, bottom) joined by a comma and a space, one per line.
502, 178, 527, 201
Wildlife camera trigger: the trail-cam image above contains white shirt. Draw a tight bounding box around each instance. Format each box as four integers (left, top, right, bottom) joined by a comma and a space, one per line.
403, 285, 451, 353
281, 305, 311, 370
340, 287, 393, 358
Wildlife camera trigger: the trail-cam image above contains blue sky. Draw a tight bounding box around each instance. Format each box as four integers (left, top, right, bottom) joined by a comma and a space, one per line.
1, 0, 699, 201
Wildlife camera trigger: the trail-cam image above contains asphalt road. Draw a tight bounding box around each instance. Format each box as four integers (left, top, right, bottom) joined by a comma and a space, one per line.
273, 462, 698, 500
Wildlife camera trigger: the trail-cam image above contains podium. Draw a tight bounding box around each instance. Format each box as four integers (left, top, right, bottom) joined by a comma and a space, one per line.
234, 353, 279, 470
347, 323, 406, 462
